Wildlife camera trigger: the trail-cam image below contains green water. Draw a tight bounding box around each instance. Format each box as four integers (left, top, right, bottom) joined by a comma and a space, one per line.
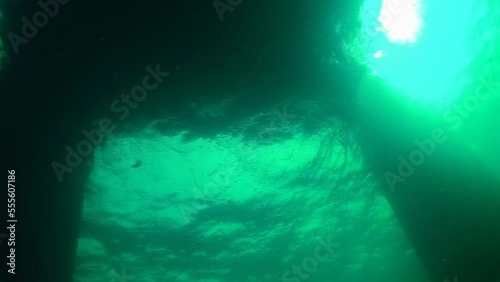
71, 1, 500, 282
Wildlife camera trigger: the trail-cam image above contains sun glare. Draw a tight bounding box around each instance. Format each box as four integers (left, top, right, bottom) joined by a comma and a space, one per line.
378, 0, 422, 44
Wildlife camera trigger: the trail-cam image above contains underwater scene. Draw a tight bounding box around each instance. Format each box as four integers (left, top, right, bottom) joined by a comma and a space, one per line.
1, 0, 500, 282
